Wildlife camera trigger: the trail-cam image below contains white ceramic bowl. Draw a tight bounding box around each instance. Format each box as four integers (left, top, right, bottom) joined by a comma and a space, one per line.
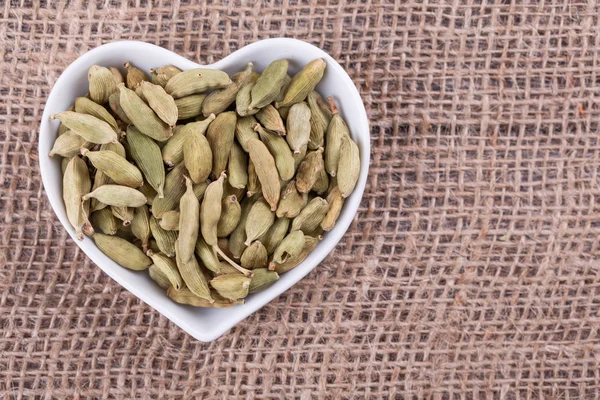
39, 39, 370, 342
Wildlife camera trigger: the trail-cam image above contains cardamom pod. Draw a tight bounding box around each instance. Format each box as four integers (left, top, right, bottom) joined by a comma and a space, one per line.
235, 82, 259, 117
202, 62, 253, 117
162, 115, 215, 166
246, 159, 262, 198
119, 84, 172, 141
111, 205, 134, 226
210, 274, 251, 300
337, 134, 361, 197
139, 81, 178, 127
75, 96, 119, 131
277, 58, 326, 108
124, 61, 149, 89
83, 184, 146, 208
246, 138, 280, 210
250, 59, 289, 109
256, 116, 297, 184
159, 210, 180, 231
235, 115, 260, 152
206, 111, 236, 178
50, 111, 118, 144
88, 65, 117, 104
175, 240, 213, 301
63, 157, 92, 240
293, 144, 307, 172
114, 224, 136, 242
276, 180, 308, 218
321, 186, 344, 231
324, 97, 349, 176
245, 199, 275, 246
200, 172, 226, 246
286, 102, 311, 153
149, 264, 172, 289
295, 147, 324, 193
108, 92, 132, 125
57, 104, 74, 136
61, 157, 71, 175
101, 140, 127, 158
151, 162, 187, 217
217, 195, 241, 237
248, 268, 279, 294
94, 233, 152, 271
216, 261, 243, 276
49, 131, 91, 157
275, 74, 292, 103
240, 241, 268, 269
90, 207, 120, 235
147, 250, 183, 289
271, 230, 305, 265
228, 141, 248, 189
165, 68, 232, 98
139, 181, 157, 206
272, 235, 321, 274
168, 287, 242, 308
148, 239, 161, 254
259, 217, 290, 254
178, 177, 200, 264
151, 65, 182, 87
81, 148, 143, 188
312, 168, 329, 195
109, 67, 124, 85
195, 237, 222, 274
89, 168, 110, 212
291, 197, 329, 233
131, 204, 151, 251
307, 90, 332, 149
184, 127, 213, 184
175, 94, 207, 120
126, 126, 165, 198
149, 216, 177, 257
256, 104, 285, 135
229, 195, 259, 259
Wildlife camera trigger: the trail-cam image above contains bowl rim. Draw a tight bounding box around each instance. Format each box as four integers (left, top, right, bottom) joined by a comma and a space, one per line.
39, 39, 370, 342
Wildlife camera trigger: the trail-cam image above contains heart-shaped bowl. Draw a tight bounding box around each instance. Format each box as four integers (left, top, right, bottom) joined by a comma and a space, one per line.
39, 39, 370, 342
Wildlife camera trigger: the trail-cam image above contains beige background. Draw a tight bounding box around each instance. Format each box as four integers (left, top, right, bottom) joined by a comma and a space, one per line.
2, 1, 600, 398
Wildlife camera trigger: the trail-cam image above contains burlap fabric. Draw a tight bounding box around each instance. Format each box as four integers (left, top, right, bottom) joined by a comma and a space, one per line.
2, 1, 600, 398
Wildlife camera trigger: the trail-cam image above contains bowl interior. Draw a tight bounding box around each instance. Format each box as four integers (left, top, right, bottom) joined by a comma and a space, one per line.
39, 39, 370, 342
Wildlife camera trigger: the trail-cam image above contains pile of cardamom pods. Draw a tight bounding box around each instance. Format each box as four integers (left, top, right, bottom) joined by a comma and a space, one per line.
50, 57, 360, 308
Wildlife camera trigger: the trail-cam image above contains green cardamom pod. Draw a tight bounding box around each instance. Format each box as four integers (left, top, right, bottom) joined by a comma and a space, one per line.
235, 115, 260, 152
131, 204, 151, 251
254, 123, 295, 181
272, 235, 320, 274
138, 180, 157, 206
111, 205, 134, 226
88, 65, 117, 104
168, 287, 242, 308
151, 65, 182, 87
162, 115, 215, 166
200, 172, 226, 246
195, 237, 222, 274
90, 207, 120, 235
151, 162, 187, 217
178, 177, 200, 264
147, 250, 183, 289
159, 210, 180, 231
259, 217, 290, 254
250, 59, 289, 109
229, 195, 259, 259
126, 126, 165, 198
94, 233, 152, 271
63, 156, 92, 240
50, 111, 118, 144
175, 240, 213, 301
245, 199, 275, 246
184, 127, 213, 184
291, 197, 329, 233
246, 138, 280, 210
119, 83, 172, 141
75, 96, 119, 131
286, 102, 311, 153
81, 148, 143, 188
206, 111, 236, 178
324, 97, 349, 176
240, 241, 268, 269
149, 264, 172, 289
276, 180, 308, 219
175, 94, 207, 120
255, 104, 286, 135
271, 230, 305, 265
49, 131, 91, 157
165, 68, 232, 98
139, 81, 178, 127
337, 135, 361, 198
236, 82, 259, 117
202, 62, 253, 117
210, 274, 251, 300
312, 168, 329, 195
321, 186, 344, 231
149, 215, 177, 257
217, 195, 241, 237
295, 148, 324, 193
109, 67, 124, 85
228, 141, 248, 189
277, 58, 326, 108
108, 92, 132, 125
307, 90, 332, 149
248, 269, 279, 294
124, 61, 149, 89
83, 185, 147, 208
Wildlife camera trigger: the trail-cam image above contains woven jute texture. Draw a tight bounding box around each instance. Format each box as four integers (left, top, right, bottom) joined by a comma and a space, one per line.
2, 1, 600, 398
